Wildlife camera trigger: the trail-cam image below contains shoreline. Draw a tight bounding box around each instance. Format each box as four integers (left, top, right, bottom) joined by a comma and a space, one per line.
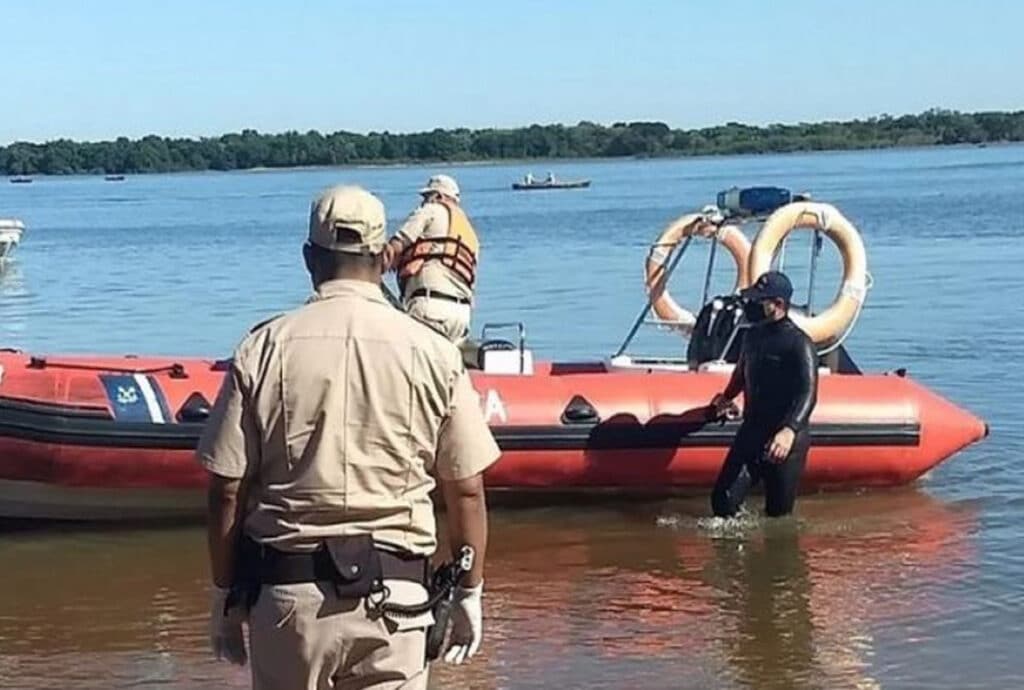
5, 141, 1018, 180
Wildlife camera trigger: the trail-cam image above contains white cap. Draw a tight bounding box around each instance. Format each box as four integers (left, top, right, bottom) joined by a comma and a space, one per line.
418, 174, 460, 201
308, 185, 386, 254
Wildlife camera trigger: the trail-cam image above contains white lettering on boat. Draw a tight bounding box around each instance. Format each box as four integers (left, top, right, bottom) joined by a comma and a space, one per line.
476, 389, 508, 424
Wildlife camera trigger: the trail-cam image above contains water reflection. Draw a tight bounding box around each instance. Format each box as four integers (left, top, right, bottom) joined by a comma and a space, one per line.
434, 490, 976, 689
0, 258, 27, 286
0, 490, 978, 690
0, 262, 31, 345
707, 524, 842, 690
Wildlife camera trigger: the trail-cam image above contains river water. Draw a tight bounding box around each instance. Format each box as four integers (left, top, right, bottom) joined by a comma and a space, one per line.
1, 147, 1022, 689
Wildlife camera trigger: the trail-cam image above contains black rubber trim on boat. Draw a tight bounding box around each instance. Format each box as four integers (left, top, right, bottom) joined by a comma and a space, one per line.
0, 396, 111, 419
0, 402, 204, 449
0, 397, 920, 450
496, 422, 920, 450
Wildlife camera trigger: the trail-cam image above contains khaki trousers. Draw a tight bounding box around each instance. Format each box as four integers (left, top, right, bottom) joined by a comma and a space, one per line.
404, 296, 472, 345
249, 582, 430, 690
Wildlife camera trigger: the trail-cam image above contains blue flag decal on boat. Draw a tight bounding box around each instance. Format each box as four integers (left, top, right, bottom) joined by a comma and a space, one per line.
99, 374, 172, 423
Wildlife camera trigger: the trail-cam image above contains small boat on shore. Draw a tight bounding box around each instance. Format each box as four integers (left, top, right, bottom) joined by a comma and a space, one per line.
513, 172, 591, 190
0, 219, 25, 265
0, 189, 988, 521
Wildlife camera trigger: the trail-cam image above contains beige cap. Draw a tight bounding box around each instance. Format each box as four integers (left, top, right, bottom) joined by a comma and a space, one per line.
418, 174, 460, 201
308, 185, 386, 254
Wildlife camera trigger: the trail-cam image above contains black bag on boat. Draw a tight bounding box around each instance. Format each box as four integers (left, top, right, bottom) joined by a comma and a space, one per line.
687, 295, 746, 367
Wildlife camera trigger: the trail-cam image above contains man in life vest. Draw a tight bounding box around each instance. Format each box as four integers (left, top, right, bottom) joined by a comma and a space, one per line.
383, 174, 479, 345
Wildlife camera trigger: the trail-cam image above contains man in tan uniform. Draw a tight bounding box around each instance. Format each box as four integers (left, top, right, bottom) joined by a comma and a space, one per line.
383, 174, 479, 345
199, 184, 501, 690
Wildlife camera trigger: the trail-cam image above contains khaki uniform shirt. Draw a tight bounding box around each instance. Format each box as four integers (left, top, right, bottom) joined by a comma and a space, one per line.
196, 279, 500, 555
396, 202, 474, 301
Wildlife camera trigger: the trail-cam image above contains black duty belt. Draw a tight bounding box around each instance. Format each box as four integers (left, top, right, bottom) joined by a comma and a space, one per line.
251, 543, 428, 586
408, 288, 472, 305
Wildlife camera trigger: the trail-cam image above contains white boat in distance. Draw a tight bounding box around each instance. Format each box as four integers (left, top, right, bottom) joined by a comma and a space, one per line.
0, 219, 25, 264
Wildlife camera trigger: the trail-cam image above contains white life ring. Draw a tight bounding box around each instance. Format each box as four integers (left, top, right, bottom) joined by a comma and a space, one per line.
748, 201, 868, 345
645, 213, 752, 334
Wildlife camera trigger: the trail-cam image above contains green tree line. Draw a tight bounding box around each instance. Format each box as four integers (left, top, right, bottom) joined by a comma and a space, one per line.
3, 108, 1023, 176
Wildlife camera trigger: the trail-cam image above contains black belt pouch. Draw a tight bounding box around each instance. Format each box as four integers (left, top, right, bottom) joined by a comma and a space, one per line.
323, 535, 384, 598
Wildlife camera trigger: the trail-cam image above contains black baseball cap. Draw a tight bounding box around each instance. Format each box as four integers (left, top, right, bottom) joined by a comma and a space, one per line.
740, 270, 793, 302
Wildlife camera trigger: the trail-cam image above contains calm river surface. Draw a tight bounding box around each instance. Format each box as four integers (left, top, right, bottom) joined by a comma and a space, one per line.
1, 146, 1022, 688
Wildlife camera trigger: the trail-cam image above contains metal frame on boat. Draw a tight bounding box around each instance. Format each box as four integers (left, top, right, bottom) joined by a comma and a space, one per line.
471, 187, 838, 376
607, 189, 835, 373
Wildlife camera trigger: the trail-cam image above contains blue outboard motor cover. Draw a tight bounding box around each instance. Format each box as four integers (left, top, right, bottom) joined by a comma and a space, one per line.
717, 186, 793, 217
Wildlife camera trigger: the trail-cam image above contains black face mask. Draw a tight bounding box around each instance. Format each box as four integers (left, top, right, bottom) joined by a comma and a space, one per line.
743, 300, 767, 323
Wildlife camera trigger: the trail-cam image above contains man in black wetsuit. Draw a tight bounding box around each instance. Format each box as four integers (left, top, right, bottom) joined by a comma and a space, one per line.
709, 271, 818, 518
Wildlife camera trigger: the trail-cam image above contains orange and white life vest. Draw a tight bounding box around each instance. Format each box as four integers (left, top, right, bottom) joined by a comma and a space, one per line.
396, 198, 479, 290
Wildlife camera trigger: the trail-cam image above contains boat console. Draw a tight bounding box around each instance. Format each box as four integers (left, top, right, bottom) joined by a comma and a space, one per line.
464, 321, 535, 375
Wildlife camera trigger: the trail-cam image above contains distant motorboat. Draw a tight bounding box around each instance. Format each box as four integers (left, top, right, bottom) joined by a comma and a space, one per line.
512, 177, 591, 191
9, 177, 32, 184
0, 218, 25, 265
104, 174, 126, 181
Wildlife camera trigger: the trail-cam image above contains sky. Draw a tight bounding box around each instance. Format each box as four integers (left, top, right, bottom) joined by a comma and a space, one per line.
1, 0, 1022, 145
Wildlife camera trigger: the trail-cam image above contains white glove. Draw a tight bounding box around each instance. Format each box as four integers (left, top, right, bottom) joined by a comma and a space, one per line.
209, 585, 248, 666
444, 581, 483, 665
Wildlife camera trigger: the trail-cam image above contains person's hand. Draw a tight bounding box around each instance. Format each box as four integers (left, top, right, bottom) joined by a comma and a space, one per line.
209, 586, 248, 666
710, 393, 738, 420
382, 242, 397, 271
767, 427, 796, 463
444, 582, 483, 665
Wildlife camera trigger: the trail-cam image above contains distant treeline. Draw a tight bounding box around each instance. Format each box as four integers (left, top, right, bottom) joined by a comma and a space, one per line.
3, 108, 1023, 176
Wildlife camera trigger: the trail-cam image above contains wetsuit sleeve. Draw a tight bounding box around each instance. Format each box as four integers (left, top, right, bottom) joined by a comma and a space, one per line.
723, 352, 745, 399
782, 334, 818, 432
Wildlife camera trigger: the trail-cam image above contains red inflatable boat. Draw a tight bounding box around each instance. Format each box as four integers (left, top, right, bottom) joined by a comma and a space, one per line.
0, 345, 987, 521
0, 199, 990, 521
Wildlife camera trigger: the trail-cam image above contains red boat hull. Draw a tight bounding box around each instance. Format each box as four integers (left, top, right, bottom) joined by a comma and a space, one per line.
0, 351, 988, 520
